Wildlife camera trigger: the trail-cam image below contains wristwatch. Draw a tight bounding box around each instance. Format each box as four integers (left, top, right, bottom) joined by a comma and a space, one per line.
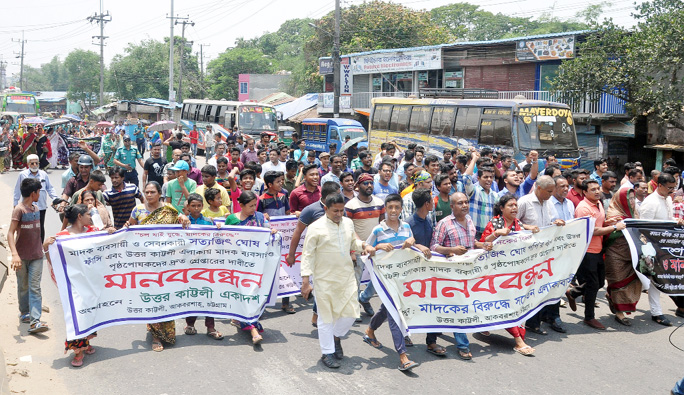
613, 225, 617, 231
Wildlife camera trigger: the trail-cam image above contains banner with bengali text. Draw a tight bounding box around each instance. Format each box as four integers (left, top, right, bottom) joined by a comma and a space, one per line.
623, 219, 684, 295
365, 217, 593, 334
49, 225, 281, 340
270, 216, 306, 297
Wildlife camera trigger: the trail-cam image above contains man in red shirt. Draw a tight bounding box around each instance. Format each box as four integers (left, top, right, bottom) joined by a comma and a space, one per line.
189, 125, 199, 157
567, 168, 589, 207
289, 164, 321, 215
569, 179, 625, 330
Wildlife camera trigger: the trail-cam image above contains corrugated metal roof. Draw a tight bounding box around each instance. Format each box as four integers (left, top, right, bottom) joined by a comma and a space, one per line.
136, 97, 183, 109
288, 107, 319, 123
275, 93, 318, 120
343, 30, 593, 57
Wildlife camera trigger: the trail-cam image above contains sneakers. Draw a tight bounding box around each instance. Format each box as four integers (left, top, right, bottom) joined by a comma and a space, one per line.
321, 353, 340, 368
28, 321, 49, 334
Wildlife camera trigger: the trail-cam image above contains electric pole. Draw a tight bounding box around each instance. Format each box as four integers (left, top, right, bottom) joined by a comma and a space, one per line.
12, 31, 26, 91
175, 19, 194, 104
166, 0, 186, 121
88, 1, 111, 106
198, 43, 210, 98
333, 0, 340, 118
0, 57, 6, 91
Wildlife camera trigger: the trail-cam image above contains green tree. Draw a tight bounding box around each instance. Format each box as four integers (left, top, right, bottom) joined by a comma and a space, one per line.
64, 49, 99, 105
108, 37, 200, 101
42, 56, 68, 91
206, 48, 274, 100
551, 0, 684, 129
430, 2, 602, 41
235, 18, 317, 96
22, 65, 50, 92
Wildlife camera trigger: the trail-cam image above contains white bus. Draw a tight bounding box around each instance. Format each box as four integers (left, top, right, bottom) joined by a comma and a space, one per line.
180, 99, 279, 137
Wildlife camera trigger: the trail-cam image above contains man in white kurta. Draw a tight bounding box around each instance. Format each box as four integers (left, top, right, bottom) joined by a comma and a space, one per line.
300, 193, 374, 368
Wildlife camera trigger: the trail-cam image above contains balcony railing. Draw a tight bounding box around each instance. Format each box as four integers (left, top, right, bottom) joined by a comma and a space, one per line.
317, 90, 627, 115
497, 90, 627, 115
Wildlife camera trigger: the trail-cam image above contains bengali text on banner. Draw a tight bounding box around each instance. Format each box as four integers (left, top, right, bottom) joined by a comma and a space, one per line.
364, 217, 593, 334
49, 225, 281, 340
623, 219, 684, 295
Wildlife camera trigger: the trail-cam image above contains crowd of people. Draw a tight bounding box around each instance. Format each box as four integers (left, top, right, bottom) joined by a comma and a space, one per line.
7, 125, 684, 373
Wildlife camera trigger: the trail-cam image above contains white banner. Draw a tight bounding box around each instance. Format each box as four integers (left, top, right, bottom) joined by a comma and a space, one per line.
270, 216, 306, 297
49, 225, 281, 340
350, 48, 442, 75
365, 218, 593, 334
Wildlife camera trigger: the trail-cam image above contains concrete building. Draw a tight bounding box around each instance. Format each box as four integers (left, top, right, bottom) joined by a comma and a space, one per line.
318, 31, 638, 171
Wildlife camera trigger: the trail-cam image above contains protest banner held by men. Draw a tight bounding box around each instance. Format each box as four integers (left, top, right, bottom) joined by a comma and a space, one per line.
5, 120, 684, 388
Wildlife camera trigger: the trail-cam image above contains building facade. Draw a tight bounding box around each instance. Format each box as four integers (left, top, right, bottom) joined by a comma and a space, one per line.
319, 31, 640, 171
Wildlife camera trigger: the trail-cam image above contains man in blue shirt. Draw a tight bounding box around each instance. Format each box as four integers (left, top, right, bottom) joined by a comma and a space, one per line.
373, 161, 398, 200
113, 136, 144, 186
405, 188, 447, 358
362, 194, 429, 371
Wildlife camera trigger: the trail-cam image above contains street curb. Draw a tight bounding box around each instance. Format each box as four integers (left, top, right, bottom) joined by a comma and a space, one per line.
0, 346, 8, 395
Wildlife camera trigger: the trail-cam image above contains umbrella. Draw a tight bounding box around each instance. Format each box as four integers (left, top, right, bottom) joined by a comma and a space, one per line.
61, 114, 82, 122
23, 117, 45, 125
339, 136, 367, 153
148, 120, 176, 132
45, 119, 70, 127
96, 121, 114, 127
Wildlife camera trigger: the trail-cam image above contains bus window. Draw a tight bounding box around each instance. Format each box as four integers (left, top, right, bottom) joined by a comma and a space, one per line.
389, 105, 410, 132
455, 107, 480, 140
480, 108, 513, 145
371, 104, 392, 130
409, 106, 432, 134
204, 106, 213, 122
181, 104, 189, 119
330, 127, 340, 141
188, 104, 197, 121
430, 106, 456, 137
194, 105, 203, 121
217, 106, 226, 124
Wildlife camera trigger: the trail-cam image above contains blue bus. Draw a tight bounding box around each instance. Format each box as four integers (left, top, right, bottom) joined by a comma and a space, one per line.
301, 118, 367, 153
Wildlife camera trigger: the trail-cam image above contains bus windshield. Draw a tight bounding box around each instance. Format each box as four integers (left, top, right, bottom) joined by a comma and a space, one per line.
339, 127, 366, 141
516, 107, 577, 151
5, 95, 38, 115
238, 106, 277, 133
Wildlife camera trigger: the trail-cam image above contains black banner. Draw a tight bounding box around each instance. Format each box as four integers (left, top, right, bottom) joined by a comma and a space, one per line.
60, 134, 102, 158
624, 220, 684, 295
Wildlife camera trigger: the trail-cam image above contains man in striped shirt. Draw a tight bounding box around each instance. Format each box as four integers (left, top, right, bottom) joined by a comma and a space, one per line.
464, 165, 498, 238
362, 194, 430, 371
344, 173, 385, 317
104, 167, 144, 229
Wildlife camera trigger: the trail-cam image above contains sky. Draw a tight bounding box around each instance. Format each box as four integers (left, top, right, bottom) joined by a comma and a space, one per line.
0, 0, 643, 82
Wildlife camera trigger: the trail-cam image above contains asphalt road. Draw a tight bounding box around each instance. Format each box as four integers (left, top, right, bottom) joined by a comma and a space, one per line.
1, 161, 683, 395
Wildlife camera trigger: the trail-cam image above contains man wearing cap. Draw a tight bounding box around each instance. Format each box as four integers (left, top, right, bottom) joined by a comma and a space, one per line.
165, 160, 197, 212
62, 155, 94, 203
114, 136, 144, 187
13, 154, 59, 241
